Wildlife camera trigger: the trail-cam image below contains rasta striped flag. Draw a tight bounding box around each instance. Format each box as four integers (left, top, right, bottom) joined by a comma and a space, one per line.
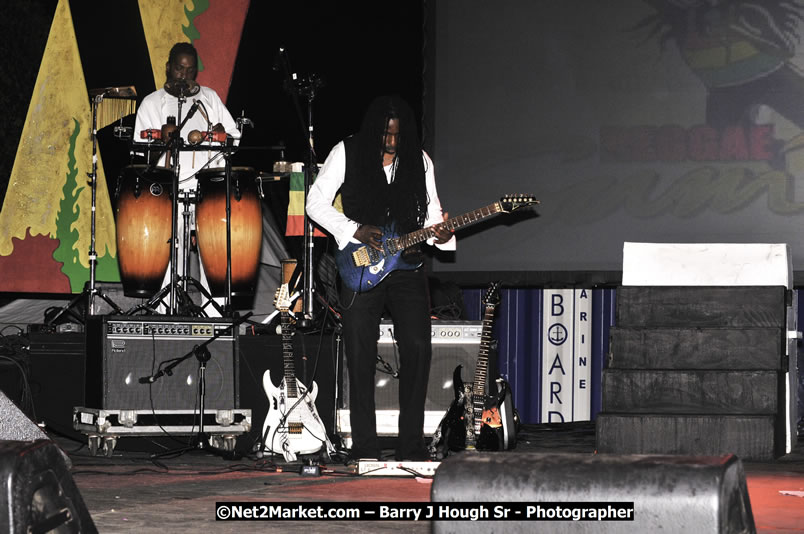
285, 164, 330, 237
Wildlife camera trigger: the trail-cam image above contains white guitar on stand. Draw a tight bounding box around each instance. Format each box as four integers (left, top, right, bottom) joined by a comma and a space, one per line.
261, 259, 334, 462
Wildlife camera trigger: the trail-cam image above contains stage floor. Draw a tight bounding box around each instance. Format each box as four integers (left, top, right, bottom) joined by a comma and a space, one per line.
57, 422, 804, 533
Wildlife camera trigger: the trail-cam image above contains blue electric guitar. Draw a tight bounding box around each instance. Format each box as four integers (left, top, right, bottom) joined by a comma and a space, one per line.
335, 194, 538, 292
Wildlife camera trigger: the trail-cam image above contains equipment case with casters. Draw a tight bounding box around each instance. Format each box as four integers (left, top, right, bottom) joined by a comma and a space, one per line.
73, 407, 251, 456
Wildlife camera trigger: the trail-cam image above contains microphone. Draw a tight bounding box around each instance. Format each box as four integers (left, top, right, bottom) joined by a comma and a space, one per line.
138, 369, 164, 383
185, 99, 200, 121
164, 78, 199, 97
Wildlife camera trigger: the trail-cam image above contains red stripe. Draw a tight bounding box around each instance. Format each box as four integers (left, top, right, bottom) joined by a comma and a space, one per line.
193, 0, 250, 103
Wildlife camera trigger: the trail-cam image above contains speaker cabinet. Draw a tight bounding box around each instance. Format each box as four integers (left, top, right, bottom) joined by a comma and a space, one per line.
336, 320, 483, 437
85, 315, 239, 410
431, 452, 754, 534
0, 440, 96, 534
0, 390, 51, 443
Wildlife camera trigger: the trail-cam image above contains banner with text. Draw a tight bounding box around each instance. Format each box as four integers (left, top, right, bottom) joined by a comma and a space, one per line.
541, 289, 592, 422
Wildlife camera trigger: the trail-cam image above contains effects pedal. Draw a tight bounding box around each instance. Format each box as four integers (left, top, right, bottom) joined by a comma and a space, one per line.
357, 460, 440, 477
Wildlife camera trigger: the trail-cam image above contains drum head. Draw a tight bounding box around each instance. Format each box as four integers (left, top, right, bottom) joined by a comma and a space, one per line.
196, 167, 256, 183
120, 164, 174, 185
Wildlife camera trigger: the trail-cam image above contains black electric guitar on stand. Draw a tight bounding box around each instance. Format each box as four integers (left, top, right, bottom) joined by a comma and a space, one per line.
429, 282, 518, 457
261, 259, 334, 462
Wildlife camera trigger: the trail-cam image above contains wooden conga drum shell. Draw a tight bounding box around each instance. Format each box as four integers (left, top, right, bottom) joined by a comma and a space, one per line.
195, 167, 262, 297
115, 165, 173, 297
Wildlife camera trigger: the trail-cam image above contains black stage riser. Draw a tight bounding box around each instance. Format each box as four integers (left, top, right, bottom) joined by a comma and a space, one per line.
596, 413, 781, 459
616, 286, 787, 327
431, 451, 755, 534
602, 369, 780, 414
608, 327, 784, 369
598, 285, 793, 460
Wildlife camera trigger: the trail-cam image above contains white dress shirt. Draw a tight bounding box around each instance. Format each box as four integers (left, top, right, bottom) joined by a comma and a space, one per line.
306, 141, 456, 251
134, 86, 240, 189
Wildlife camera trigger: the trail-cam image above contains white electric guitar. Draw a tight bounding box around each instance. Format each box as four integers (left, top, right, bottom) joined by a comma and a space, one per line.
261, 259, 334, 462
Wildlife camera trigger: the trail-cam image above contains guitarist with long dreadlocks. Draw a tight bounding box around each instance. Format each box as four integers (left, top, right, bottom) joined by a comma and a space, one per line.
307, 95, 455, 462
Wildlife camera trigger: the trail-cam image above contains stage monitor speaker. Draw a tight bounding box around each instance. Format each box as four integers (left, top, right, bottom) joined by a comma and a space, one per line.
0, 440, 96, 534
336, 320, 483, 437
431, 452, 755, 534
85, 315, 239, 410
0, 390, 50, 443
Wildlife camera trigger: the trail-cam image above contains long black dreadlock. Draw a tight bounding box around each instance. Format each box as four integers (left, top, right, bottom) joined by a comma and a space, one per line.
348, 95, 428, 233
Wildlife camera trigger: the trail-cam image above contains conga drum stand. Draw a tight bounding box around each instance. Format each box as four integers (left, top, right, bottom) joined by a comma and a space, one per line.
146, 92, 221, 317
129, 188, 225, 317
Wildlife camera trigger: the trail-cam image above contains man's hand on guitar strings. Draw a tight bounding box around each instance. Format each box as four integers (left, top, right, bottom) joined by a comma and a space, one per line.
354, 224, 384, 250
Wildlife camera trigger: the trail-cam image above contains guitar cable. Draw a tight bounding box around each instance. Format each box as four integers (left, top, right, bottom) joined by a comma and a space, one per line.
375, 327, 400, 378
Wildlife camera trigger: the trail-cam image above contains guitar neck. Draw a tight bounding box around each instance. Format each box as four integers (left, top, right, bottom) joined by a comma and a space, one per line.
280, 311, 298, 398
394, 202, 503, 250
473, 302, 497, 398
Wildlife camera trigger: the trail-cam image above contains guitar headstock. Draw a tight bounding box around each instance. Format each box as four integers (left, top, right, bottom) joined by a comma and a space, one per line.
483, 281, 502, 307
274, 283, 293, 313
499, 194, 539, 213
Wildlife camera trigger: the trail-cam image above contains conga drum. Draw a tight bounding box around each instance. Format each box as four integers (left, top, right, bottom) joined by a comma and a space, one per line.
115, 165, 173, 297
195, 167, 263, 297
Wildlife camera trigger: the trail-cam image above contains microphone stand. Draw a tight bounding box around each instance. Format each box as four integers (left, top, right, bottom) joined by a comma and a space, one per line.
166, 93, 186, 314
274, 48, 324, 330
46, 90, 129, 325
142, 312, 253, 460
162, 93, 201, 315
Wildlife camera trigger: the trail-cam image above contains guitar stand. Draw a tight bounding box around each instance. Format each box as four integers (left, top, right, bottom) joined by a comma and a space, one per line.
254, 393, 337, 463
145, 312, 252, 461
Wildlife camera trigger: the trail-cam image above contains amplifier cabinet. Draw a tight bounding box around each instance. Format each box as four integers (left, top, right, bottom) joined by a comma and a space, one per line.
337, 320, 483, 437
85, 315, 239, 411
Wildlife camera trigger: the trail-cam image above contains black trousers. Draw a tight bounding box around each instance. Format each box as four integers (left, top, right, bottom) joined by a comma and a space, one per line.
341, 269, 431, 457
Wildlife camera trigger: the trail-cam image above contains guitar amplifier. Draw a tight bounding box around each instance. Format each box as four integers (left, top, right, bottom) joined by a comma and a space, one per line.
85, 315, 239, 410
336, 320, 483, 438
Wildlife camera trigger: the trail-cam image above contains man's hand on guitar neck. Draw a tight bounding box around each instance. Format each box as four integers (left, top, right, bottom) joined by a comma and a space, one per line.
433, 212, 453, 244
354, 224, 384, 250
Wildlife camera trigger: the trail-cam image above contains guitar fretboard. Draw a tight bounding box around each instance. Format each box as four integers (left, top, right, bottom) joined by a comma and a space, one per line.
472, 299, 497, 434
281, 312, 298, 398
392, 202, 502, 251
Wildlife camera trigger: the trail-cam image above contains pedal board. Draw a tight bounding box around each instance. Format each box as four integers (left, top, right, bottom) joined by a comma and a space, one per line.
357, 459, 441, 477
